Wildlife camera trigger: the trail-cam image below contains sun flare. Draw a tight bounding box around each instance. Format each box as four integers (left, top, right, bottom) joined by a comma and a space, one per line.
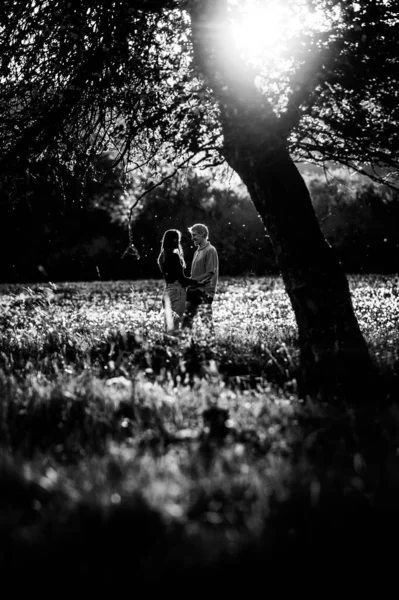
230, 1, 324, 63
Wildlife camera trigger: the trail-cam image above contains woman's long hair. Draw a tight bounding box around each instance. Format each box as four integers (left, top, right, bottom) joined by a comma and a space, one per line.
157, 229, 186, 271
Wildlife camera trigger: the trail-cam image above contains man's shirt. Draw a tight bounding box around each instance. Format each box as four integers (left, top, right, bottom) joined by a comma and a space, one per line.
190, 241, 219, 297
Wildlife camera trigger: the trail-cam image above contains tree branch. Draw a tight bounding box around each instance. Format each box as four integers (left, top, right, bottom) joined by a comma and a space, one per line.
122, 152, 195, 259
278, 36, 344, 136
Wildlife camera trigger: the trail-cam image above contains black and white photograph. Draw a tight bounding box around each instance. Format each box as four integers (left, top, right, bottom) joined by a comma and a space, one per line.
0, 0, 398, 593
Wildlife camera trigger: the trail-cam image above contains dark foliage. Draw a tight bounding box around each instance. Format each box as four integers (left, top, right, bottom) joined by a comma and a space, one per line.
2, 163, 398, 283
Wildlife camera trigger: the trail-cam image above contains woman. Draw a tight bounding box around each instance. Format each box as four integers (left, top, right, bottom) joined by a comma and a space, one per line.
158, 229, 208, 334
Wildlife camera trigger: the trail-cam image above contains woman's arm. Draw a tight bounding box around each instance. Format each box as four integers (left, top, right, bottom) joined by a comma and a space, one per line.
172, 255, 202, 287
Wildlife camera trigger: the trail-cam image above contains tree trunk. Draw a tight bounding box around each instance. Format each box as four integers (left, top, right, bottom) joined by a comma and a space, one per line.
230, 146, 375, 402
188, 0, 376, 403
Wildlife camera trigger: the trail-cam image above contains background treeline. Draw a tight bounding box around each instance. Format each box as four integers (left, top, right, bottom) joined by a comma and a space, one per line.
0, 159, 398, 283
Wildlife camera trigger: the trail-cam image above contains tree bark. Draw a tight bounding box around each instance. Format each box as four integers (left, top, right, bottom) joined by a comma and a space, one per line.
188, 0, 376, 403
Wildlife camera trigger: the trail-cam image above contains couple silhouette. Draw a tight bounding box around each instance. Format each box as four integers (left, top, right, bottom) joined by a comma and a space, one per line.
157, 224, 219, 335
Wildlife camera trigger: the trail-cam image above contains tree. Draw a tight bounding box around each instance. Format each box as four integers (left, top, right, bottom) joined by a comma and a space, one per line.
186, 0, 373, 403
1, 0, 398, 401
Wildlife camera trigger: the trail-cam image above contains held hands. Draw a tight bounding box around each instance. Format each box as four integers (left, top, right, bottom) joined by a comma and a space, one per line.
191, 275, 212, 288
197, 275, 213, 287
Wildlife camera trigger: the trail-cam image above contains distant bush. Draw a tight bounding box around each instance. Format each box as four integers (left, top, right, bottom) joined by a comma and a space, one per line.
303, 167, 399, 273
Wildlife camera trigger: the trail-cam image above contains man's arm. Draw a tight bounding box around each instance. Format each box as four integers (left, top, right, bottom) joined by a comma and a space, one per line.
194, 271, 214, 282
205, 247, 218, 276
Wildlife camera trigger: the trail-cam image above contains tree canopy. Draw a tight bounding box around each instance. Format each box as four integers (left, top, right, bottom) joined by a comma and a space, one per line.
0, 0, 398, 203
290, 0, 399, 177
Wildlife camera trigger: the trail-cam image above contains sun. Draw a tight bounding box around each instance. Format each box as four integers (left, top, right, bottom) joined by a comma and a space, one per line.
230, 1, 323, 63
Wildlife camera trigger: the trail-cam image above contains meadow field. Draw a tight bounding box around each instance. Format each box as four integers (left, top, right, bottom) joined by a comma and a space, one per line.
1, 274, 399, 590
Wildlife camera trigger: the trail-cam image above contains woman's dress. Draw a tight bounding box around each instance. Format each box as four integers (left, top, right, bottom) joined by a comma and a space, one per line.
160, 253, 198, 332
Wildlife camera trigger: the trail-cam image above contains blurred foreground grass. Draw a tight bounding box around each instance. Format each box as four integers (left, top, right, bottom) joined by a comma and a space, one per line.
1, 275, 399, 590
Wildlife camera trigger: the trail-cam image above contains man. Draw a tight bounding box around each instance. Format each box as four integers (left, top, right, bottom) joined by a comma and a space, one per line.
183, 223, 219, 330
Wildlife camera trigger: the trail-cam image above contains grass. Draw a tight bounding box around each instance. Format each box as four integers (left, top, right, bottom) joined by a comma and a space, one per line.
1, 275, 399, 591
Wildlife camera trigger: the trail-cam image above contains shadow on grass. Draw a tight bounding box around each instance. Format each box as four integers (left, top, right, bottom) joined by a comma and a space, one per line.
2, 392, 399, 592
